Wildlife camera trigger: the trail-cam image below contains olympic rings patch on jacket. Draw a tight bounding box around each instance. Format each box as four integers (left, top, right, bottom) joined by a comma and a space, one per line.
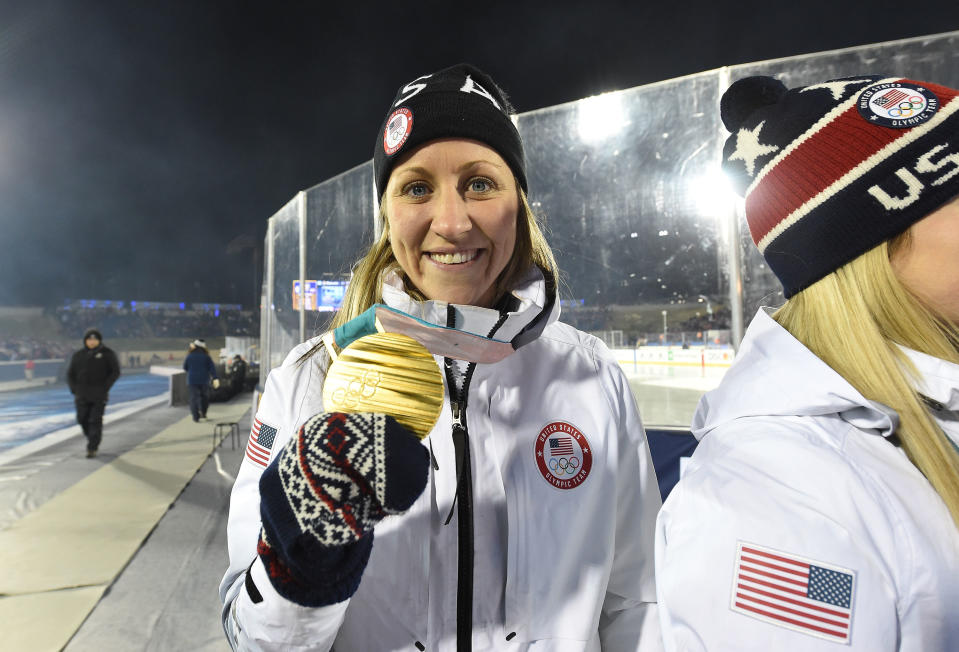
534, 421, 592, 489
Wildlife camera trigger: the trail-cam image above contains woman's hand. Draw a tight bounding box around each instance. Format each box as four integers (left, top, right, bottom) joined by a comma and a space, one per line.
256, 412, 429, 606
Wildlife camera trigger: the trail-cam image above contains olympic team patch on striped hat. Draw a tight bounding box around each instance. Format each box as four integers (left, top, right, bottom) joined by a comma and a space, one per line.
731, 541, 856, 644
857, 81, 939, 128
720, 74, 959, 298
245, 417, 278, 468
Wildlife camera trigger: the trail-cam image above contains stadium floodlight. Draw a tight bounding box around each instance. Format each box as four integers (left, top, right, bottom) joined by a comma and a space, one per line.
577, 91, 626, 144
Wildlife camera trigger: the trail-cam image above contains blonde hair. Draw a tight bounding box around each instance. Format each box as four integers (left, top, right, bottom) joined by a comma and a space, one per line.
330, 187, 557, 331
774, 237, 959, 526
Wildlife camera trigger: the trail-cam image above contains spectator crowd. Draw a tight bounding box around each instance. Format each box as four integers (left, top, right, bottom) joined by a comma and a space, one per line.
54, 306, 258, 340
0, 337, 73, 361
0, 306, 259, 361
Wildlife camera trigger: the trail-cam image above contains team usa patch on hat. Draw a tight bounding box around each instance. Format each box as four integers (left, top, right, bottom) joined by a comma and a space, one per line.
383, 108, 413, 155
245, 417, 279, 468
730, 541, 856, 644
534, 421, 592, 489
857, 81, 939, 128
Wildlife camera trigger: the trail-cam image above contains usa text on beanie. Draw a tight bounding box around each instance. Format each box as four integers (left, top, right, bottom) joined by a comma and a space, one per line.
721, 75, 959, 297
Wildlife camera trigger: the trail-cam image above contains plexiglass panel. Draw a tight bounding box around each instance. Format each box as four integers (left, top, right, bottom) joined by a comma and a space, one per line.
304, 162, 376, 338
520, 72, 731, 427
268, 197, 301, 371
258, 230, 271, 388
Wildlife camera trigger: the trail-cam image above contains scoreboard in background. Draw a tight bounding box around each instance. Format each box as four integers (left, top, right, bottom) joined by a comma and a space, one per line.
292, 280, 348, 311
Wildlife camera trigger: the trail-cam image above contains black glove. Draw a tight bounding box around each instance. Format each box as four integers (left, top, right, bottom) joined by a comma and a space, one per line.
257, 412, 429, 606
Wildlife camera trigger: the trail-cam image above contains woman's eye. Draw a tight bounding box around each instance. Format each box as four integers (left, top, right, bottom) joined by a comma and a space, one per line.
404, 183, 429, 197
468, 178, 493, 193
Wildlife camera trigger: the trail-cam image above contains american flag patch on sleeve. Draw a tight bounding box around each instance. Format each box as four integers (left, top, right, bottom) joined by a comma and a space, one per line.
245, 417, 278, 469
731, 541, 856, 644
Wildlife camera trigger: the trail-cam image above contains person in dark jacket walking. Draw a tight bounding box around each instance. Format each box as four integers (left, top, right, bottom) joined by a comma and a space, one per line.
183, 339, 219, 422
67, 328, 121, 458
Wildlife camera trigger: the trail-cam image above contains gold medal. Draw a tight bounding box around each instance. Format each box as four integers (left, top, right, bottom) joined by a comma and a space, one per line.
322, 331, 444, 440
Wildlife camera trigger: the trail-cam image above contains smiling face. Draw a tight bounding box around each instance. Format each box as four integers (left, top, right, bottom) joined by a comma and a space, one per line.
384, 138, 519, 308
890, 195, 959, 325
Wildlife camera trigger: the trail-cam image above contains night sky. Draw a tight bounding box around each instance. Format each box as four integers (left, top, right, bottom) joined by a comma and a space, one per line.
2, 0, 957, 308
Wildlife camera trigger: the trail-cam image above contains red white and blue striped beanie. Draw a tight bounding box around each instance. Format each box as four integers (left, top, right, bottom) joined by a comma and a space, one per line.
720, 75, 959, 298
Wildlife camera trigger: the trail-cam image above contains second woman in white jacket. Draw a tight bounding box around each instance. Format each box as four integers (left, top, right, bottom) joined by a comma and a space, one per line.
656, 74, 959, 651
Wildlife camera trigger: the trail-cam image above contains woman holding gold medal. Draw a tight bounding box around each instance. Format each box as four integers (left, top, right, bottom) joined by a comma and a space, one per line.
219, 63, 663, 651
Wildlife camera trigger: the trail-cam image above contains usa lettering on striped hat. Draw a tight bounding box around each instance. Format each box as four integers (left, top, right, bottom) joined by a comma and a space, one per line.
720, 74, 959, 298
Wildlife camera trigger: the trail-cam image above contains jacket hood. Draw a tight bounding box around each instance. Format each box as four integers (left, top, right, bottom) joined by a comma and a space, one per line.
83, 328, 103, 344
692, 309, 899, 442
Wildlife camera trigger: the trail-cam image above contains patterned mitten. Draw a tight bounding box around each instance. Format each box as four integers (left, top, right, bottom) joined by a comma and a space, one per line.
256, 411, 429, 607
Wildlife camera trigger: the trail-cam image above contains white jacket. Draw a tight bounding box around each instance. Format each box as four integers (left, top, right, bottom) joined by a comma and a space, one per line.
220, 270, 663, 651
656, 309, 959, 651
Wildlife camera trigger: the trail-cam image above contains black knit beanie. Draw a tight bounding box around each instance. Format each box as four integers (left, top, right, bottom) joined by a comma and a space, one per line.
721, 75, 959, 297
83, 328, 102, 343
372, 63, 527, 198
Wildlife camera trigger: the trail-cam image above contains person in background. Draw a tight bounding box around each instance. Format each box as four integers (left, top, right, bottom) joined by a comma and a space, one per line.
183, 338, 219, 422
67, 328, 120, 458
656, 75, 959, 650
229, 354, 248, 393
220, 63, 662, 651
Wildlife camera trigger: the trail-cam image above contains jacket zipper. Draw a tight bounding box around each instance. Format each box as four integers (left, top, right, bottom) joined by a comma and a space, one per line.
449, 393, 474, 652
443, 305, 508, 652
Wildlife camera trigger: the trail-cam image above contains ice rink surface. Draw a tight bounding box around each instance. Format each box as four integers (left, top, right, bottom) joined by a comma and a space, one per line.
626, 370, 723, 428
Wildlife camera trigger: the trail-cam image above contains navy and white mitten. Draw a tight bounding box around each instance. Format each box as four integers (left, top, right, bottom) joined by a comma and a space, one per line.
257, 412, 429, 606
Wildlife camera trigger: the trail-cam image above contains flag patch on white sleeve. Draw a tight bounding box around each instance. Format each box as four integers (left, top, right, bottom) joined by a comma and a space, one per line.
731, 541, 855, 644
245, 417, 278, 468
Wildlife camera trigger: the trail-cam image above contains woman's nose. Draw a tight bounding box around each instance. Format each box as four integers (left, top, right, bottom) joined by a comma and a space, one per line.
430, 187, 472, 239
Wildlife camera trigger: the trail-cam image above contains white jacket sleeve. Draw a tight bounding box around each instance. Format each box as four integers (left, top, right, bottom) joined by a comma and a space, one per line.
225, 557, 349, 651
599, 359, 664, 652
219, 342, 352, 651
655, 422, 904, 651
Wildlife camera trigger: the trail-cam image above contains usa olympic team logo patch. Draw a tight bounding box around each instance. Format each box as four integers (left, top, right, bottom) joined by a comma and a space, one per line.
534, 421, 592, 489
383, 108, 413, 155
857, 81, 939, 129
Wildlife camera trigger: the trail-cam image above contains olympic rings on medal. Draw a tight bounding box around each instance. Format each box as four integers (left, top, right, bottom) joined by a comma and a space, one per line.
330, 369, 382, 409
888, 96, 925, 117
548, 455, 581, 476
